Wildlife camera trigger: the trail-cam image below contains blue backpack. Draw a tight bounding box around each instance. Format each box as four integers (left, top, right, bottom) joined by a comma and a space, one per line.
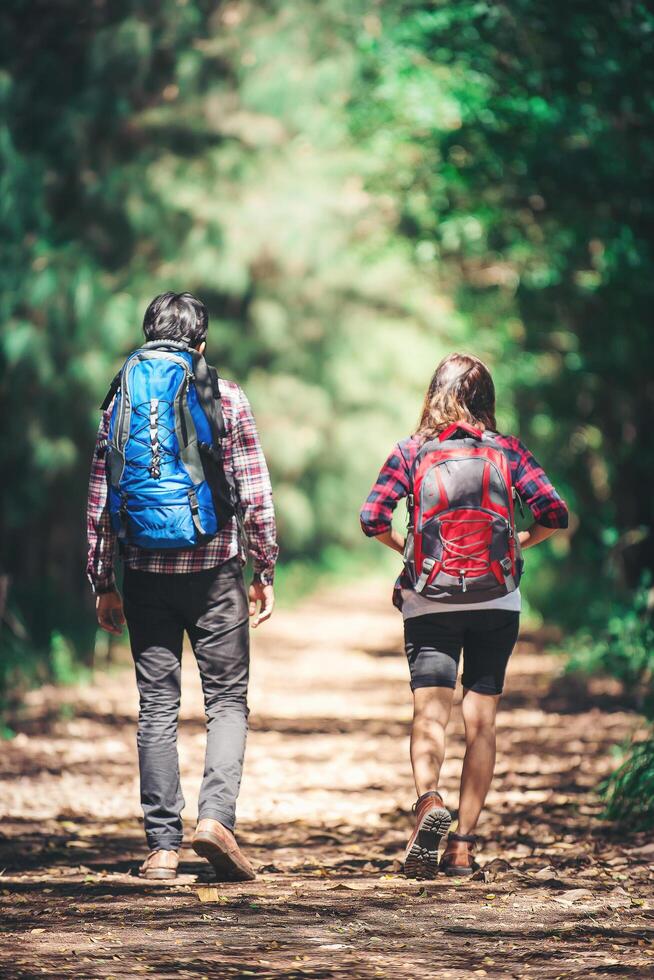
101, 341, 238, 549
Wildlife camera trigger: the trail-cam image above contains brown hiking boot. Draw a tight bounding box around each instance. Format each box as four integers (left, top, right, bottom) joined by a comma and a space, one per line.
403, 790, 451, 879
439, 832, 477, 877
139, 848, 179, 880
192, 818, 256, 882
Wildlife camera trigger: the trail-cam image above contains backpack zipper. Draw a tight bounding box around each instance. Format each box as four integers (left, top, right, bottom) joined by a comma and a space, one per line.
176, 374, 189, 447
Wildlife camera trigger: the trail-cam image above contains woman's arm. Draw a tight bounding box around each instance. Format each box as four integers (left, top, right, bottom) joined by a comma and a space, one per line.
375, 528, 406, 554
511, 438, 569, 535
518, 524, 558, 549
360, 443, 412, 540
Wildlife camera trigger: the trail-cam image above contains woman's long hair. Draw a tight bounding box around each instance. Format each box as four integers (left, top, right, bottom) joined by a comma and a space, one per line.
416, 353, 497, 440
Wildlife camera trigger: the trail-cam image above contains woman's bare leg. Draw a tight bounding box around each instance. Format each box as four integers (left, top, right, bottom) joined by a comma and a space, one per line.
410, 686, 455, 796
457, 689, 500, 834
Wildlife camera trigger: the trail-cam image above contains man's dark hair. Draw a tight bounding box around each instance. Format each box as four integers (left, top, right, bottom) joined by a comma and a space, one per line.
142, 292, 209, 348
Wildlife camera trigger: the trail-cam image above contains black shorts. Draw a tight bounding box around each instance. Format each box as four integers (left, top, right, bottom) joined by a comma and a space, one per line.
404, 609, 520, 695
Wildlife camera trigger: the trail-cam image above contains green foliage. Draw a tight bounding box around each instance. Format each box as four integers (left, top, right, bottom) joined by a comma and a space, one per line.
350, 0, 654, 618
0, 632, 42, 717
602, 734, 654, 832
0, 1, 653, 710
50, 632, 91, 688
566, 574, 654, 714
566, 574, 654, 828
0, 0, 437, 700
0, 625, 91, 716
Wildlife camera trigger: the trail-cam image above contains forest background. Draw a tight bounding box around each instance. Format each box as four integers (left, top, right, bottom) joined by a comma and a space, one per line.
1, 1, 652, 821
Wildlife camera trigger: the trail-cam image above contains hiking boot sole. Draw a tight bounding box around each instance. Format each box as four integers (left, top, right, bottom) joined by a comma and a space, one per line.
442, 864, 475, 877
403, 807, 452, 879
139, 868, 177, 880
192, 832, 256, 882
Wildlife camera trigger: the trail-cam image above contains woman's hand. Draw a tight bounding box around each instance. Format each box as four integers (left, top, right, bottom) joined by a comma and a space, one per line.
518, 524, 558, 550
375, 529, 406, 554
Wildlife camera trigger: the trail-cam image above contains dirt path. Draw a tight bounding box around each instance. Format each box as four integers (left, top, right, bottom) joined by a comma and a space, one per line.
1, 581, 652, 979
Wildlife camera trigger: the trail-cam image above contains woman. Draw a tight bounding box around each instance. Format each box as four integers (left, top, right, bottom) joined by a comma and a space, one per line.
360, 353, 568, 877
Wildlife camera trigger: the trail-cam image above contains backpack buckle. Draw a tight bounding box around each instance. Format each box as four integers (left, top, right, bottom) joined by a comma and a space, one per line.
188, 488, 206, 537
117, 493, 129, 540
415, 556, 436, 593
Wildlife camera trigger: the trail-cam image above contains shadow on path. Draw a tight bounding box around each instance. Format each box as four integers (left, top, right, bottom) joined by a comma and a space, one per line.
0, 582, 652, 979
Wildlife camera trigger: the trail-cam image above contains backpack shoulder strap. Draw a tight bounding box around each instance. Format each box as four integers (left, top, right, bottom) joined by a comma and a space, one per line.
207, 366, 226, 440
191, 352, 226, 443
191, 354, 242, 526
141, 339, 192, 353
438, 421, 483, 442
100, 371, 122, 411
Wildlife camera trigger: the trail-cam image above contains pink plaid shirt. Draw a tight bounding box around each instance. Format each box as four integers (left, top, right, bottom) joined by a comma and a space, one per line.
86, 378, 278, 593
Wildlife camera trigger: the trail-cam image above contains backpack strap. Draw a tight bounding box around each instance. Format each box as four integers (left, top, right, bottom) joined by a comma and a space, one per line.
500, 556, 517, 592
415, 556, 436, 593
191, 352, 242, 529
438, 421, 483, 441
191, 353, 226, 443
141, 339, 192, 352
207, 366, 226, 440
100, 371, 121, 411
187, 487, 207, 537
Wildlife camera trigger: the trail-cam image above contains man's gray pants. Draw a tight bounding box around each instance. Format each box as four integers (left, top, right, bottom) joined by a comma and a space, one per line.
123, 558, 249, 851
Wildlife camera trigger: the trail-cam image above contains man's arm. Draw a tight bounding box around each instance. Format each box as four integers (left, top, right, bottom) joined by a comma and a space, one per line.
87, 408, 125, 634
231, 388, 279, 627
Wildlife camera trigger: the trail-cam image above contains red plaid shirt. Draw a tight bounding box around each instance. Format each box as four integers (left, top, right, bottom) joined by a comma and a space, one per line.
87, 378, 278, 593
360, 432, 569, 603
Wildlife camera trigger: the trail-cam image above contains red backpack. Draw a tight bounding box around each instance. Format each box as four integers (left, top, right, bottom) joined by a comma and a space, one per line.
405, 422, 522, 603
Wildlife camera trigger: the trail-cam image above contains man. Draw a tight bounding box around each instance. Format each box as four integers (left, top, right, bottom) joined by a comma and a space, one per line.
87, 291, 278, 881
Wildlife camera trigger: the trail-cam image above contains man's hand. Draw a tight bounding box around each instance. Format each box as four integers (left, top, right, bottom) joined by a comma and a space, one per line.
96, 589, 126, 635
248, 581, 274, 628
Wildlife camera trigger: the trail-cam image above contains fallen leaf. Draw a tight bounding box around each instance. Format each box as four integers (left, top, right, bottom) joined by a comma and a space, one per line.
534, 866, 558, 879
552, 888, 594, 906
196, 887, 228, 903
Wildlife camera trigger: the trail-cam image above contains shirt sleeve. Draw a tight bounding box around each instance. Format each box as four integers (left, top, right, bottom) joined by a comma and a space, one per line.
231, 387, 279, 581
360, 444, 411, 537
512, 438, 569, 529
86, 408, 117, 593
